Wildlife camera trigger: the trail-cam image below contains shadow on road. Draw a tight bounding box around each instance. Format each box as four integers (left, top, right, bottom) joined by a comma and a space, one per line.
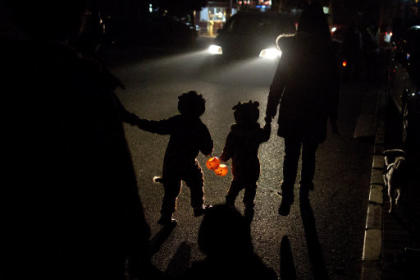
299, 188, 330, 280
165, 241, 192, 278
150, 223, 177, 256
280, 235, 297, 280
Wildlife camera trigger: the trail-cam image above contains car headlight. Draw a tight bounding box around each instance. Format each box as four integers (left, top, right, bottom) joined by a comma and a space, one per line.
259, 47, 282, 59
208, 44, 223, 55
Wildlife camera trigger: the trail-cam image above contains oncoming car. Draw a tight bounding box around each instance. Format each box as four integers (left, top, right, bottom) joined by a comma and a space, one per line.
208, 11, 296, 60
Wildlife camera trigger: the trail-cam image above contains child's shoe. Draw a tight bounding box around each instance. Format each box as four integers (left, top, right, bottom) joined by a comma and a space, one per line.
193, 204, 212, 217
278, 200, 292, 216
157, 215, 177, 226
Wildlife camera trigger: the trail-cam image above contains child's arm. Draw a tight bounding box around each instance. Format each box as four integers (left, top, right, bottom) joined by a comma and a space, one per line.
113, 91, 173, 134
114, 94, 142, 125
258, 123, 271, 143
135, 118, 173, 135
220, 132, 234, 162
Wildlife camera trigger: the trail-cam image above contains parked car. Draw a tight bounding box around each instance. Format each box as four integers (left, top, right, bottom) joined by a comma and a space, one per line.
388, 25, 420, 153
208, 11, 296, 60
73, 10, 107, 54
144, 15, 198, 47
105, 15, 198, 48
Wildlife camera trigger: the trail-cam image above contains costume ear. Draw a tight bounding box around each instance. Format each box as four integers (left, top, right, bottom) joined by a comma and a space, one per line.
232, 102, 242, 110
254, 101, 259, 107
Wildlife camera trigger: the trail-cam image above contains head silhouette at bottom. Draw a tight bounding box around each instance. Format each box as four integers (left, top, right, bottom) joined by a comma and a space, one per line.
184, 204, 277, 280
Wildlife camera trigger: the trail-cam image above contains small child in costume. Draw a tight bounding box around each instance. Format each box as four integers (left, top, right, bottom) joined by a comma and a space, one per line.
134, 91, 213, 225
220, 101, 271, 222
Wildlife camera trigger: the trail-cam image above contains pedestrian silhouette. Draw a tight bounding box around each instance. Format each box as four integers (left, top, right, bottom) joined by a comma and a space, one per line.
265, 0, 340, 216
133, 91, 213, 225
342, 23, 363, 80
3, 1, 158, 279
361, 23, 379, 82
183, 204, 277, 280
220, 101, 270, 222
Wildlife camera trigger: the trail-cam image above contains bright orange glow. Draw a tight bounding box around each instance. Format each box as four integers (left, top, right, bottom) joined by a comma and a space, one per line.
342, 61, 347, 68
214, 164, 228, 176
206, 156, 220, 170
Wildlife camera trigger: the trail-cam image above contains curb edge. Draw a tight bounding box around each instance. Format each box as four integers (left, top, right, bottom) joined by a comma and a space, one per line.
360, 89, 386, 279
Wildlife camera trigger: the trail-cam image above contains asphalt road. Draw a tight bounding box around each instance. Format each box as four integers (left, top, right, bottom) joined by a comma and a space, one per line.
111, 44, 375, 280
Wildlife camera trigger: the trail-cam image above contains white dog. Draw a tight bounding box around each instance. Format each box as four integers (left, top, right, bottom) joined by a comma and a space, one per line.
383, 149, 407, 213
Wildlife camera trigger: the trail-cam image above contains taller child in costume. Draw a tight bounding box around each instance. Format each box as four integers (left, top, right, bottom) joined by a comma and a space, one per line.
134, 91, 213, 225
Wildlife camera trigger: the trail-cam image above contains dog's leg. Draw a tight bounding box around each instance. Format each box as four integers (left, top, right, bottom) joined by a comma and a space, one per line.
386, 168, 395, 213
395, 189, 401, 206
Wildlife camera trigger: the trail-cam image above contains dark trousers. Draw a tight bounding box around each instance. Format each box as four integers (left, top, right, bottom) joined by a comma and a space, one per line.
226, 180, 257, 209
281, 137, 318, 203
161, 164, 204, 217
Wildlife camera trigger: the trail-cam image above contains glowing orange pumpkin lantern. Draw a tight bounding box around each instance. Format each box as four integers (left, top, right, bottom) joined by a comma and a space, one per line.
206, 156, 220, 170
214, 164, 228, 176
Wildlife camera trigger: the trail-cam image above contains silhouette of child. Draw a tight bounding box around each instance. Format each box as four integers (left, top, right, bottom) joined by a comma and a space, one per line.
220, 101, 270, 221
183, 204, 277, 280
134, 91, 213, 225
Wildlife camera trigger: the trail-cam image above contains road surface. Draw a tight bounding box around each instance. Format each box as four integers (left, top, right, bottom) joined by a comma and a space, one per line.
111, 44, 375, 280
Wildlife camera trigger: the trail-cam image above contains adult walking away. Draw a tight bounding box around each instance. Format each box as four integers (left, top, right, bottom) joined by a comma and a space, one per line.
2, 1, 158, 279
265, 1, 340, 216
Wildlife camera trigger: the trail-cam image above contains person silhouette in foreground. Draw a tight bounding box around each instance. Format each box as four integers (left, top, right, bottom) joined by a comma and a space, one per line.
220, 101, 270, 222
183, 204, 277, 280
134, 91, 213, 225
3, 1, 158, 279
265, 1, 339, 216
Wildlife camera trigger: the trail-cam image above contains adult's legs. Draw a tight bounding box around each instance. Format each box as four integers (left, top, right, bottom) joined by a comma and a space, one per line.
300, 140, 319, 190
281, 137, 302, 203
279, 137, 301, 216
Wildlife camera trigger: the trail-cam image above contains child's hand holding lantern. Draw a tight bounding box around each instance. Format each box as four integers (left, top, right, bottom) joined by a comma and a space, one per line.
214, 164, 228, 176
206, 156, 220, 170
206, 156, 228, 176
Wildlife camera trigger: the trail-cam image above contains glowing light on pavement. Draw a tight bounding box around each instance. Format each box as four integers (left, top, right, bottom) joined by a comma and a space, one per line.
259, 47, 282, 59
